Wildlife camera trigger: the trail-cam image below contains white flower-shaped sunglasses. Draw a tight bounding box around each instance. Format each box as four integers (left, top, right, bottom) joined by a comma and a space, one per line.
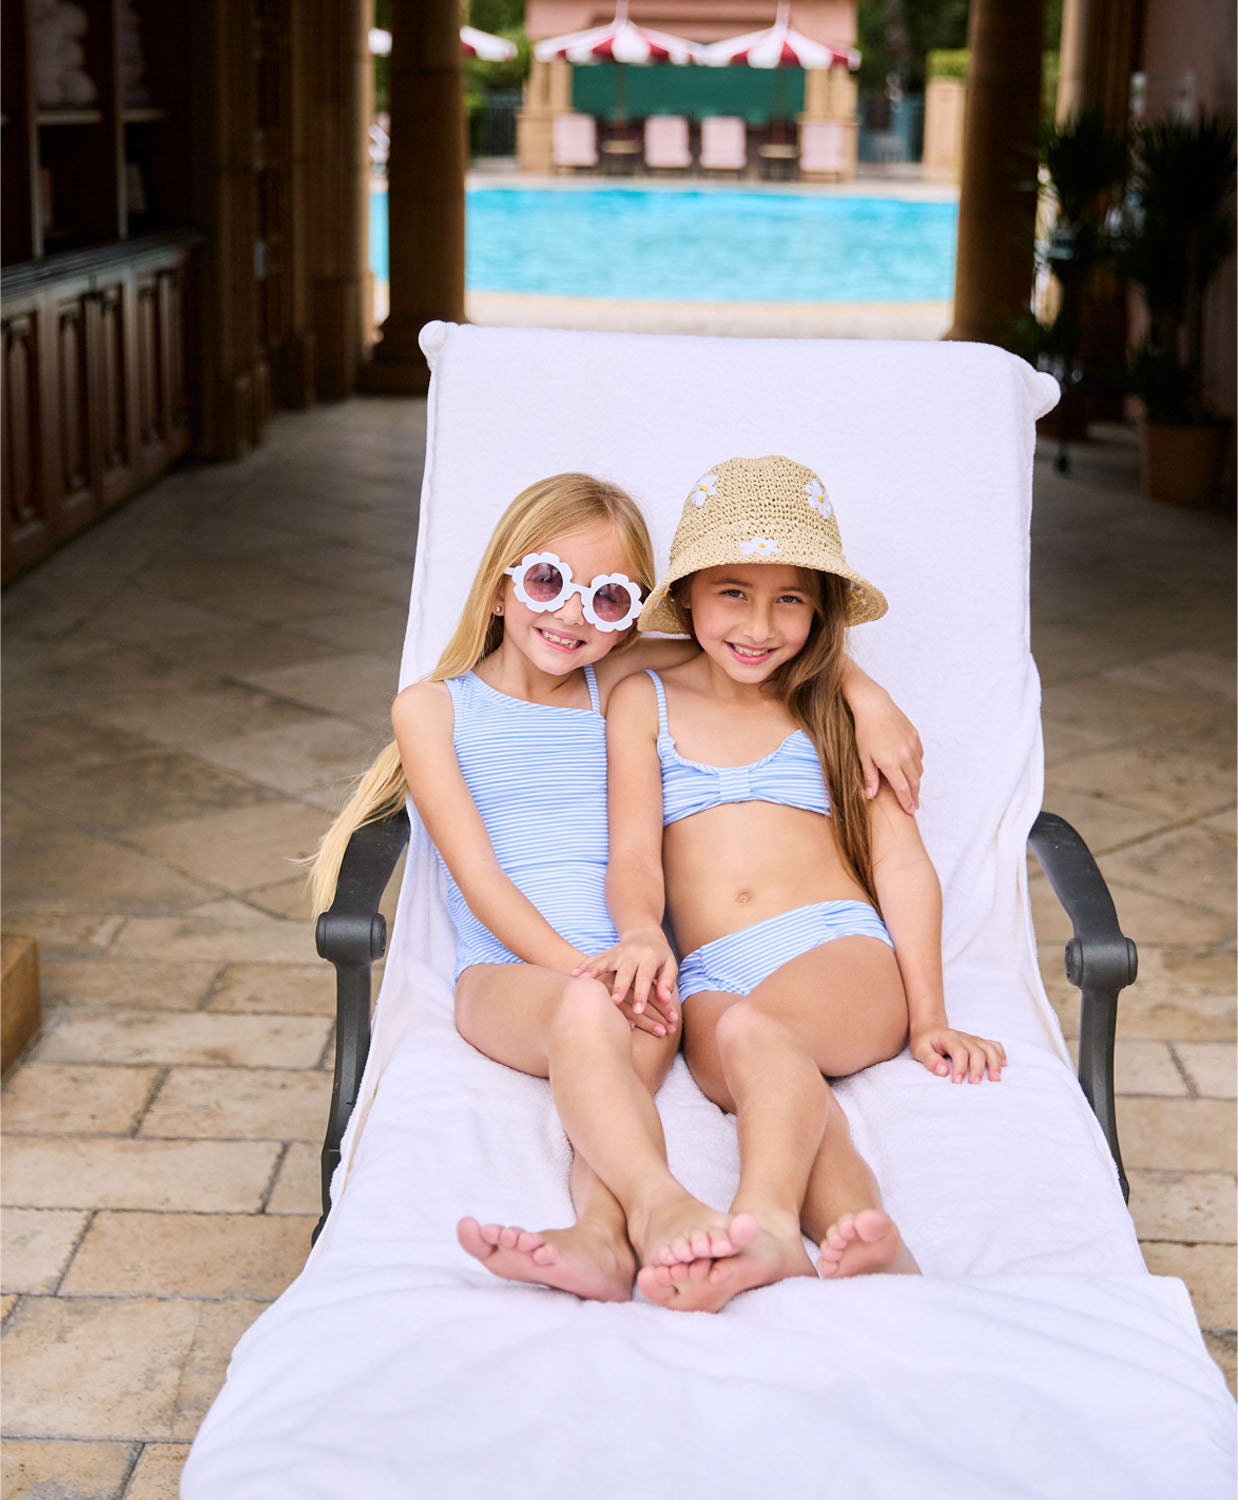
504, 552, 644, 632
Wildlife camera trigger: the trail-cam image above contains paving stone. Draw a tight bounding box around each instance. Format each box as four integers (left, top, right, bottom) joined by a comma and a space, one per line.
1027, 871, 1233, 949
145, 621, 345, 678
61, 1212, 312, 1298
206, 961, 335, 1015
109, 898, 316, 963
36, 1011, 330, 1068
169, 1299, 269, 1440
1109, 946, 1237, 1040
237, 651, 397, 728
90, 683, 322, 750
1100, 825, 1235, 920
125, 1442, 193, 1500
2, 1063, 159, 1134
242, 875, 314, 921
139, 1066, 329, 1140
1034, 785, 1170, 854
2, 711, 159, 776
1114, 1040, 1189, 1097
192, 716, 381, 802
266, 1140, 321, 1215
125, 800, 329, 894
2, 1294, 18, 1321
1116, 1097, 1236, 1171
0, 1439, 134, 1499
1, 1297, 200, 1437
0, 912, 125, 961
2, 1138, 280, 1212
1141, 1242, 1238, 1331
295, 602, 409, 653
1203, 1331, 1236, 1396
1, 1208, 90, 1292
0, 1296, 265, 1440
1046, 740, 1236, 822
1196, 807, 1236, 837
39, 959, 217, 1010
1040, 718, 1120, 766
12, 752, 281, 836
1174, 1042, 1237, 1098
1, 820, 217, 917
1126, 1170, 1237, 1244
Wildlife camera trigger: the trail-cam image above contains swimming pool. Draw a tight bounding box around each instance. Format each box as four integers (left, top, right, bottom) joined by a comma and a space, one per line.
370, 185, 957, 304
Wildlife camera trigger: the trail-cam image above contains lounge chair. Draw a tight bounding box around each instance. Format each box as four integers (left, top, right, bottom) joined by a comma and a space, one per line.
799, 118, 847, 179
182, 324, 1236, 1500
699, 115, 747, 174
552, 112, 597, 171
643, 114, 692, 172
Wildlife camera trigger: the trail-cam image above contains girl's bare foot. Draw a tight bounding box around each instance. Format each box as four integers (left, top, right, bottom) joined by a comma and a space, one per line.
815, 1209, 920, 1279
457, 1216, 636, 1302
628, 1188, 760, 1270
637, 1217, 816, 1313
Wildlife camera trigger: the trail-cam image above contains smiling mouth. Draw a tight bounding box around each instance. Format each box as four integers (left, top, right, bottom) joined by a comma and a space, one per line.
535, 626, 585, 652
727, 642, 774, 663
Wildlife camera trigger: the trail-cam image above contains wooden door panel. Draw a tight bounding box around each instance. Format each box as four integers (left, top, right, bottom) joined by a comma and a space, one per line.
1, 300, 53, 578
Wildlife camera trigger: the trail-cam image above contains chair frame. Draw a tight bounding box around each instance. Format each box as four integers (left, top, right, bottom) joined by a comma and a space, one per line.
312, 807, 1135, 1240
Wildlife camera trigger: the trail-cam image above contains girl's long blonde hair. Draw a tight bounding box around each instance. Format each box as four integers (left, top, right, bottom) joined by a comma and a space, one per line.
309, 473, 655, 916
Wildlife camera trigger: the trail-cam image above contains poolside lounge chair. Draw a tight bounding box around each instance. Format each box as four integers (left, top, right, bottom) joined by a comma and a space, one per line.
799, 118, 847, 179
182, 324, 1235, 1500
644, 114, 692, 172
699, 115, 747, 174
552, 112, 597, 171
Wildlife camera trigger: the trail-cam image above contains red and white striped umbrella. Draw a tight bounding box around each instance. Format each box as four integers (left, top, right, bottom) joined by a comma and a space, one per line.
460, 25, 518, 63
700, 3, 859, 70
368, 27, 518, 64
533, 2, 701, 66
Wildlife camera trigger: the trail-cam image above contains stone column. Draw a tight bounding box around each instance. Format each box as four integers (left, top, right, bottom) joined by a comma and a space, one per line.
517, 56, 572, 174
946, 0, 1046, 345
362, 0, 465, 394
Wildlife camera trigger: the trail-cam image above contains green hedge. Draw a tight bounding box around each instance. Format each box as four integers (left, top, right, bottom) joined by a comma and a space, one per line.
926, 49, 1061, 121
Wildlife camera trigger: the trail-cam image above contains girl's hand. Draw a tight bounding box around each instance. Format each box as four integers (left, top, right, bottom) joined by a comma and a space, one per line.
574, 931, 678, 1029
911, 1026, 1006, 1083
850, 687, 923, 814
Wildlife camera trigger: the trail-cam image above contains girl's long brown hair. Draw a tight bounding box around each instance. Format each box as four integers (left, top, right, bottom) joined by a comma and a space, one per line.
774, 572, 877, 909
676, 569, 877, 908
308, 474, 655, 916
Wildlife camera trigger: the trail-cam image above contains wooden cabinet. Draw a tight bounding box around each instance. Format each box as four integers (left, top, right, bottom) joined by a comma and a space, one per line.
1, 238, 195, 581
1, 0, 200, 581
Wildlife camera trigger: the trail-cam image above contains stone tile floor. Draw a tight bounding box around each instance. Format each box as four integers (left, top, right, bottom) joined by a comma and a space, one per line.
2, 398, 1234, 1498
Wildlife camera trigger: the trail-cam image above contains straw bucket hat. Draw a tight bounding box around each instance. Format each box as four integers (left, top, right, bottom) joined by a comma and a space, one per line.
638, 455, 887, 635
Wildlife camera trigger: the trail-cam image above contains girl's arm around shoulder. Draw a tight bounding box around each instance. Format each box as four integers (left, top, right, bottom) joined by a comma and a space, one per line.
391, 682, 585, 975
841, 659, 923, 815
868, 786, 1006, 1085
574, 671, 677, 1016
593, 636, 698, 705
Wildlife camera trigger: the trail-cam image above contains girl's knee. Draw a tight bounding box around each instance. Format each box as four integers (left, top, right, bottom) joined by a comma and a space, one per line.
550, 975, 623, 1039
713, 998, 791, 1059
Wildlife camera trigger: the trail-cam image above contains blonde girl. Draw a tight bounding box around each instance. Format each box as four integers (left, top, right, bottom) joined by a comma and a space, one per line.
590, 456, 1005, 1312
313, 471, 925, 1303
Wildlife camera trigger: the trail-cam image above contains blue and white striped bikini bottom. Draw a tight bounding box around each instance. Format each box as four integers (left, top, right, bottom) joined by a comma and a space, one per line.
676, 900, 893, 1001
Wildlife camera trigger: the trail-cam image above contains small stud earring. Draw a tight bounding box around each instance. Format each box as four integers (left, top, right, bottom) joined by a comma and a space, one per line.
494, 604, 503, 615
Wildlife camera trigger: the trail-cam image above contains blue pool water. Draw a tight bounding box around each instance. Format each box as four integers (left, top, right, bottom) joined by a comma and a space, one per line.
370, 186, 956, 304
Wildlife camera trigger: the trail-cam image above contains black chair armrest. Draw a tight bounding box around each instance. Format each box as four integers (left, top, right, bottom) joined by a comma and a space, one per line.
1028, 809, 1138, 1201
312, 808, 411, 1241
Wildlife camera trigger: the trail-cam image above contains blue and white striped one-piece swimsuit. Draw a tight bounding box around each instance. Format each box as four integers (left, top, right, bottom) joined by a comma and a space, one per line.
644, 669, 893, 1000
437, 666, 619, 980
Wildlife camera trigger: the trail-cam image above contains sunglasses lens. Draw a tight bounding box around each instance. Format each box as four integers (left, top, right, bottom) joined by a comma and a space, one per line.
593, 581, 636, 623
523, 561, 564, 604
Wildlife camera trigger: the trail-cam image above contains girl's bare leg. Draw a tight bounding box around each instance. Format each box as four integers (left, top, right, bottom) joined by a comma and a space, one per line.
658, 937, 916, 1310
455, 964, 756, 1292
458, 1025, 676, 1301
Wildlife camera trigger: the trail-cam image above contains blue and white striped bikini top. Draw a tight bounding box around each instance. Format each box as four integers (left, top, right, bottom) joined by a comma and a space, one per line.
443, 665, 609, 873
645, 669, 831, 827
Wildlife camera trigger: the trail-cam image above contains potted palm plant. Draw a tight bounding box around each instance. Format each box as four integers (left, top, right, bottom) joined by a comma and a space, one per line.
1121, 113, 1236, 505
1025, 109, 1128, 452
